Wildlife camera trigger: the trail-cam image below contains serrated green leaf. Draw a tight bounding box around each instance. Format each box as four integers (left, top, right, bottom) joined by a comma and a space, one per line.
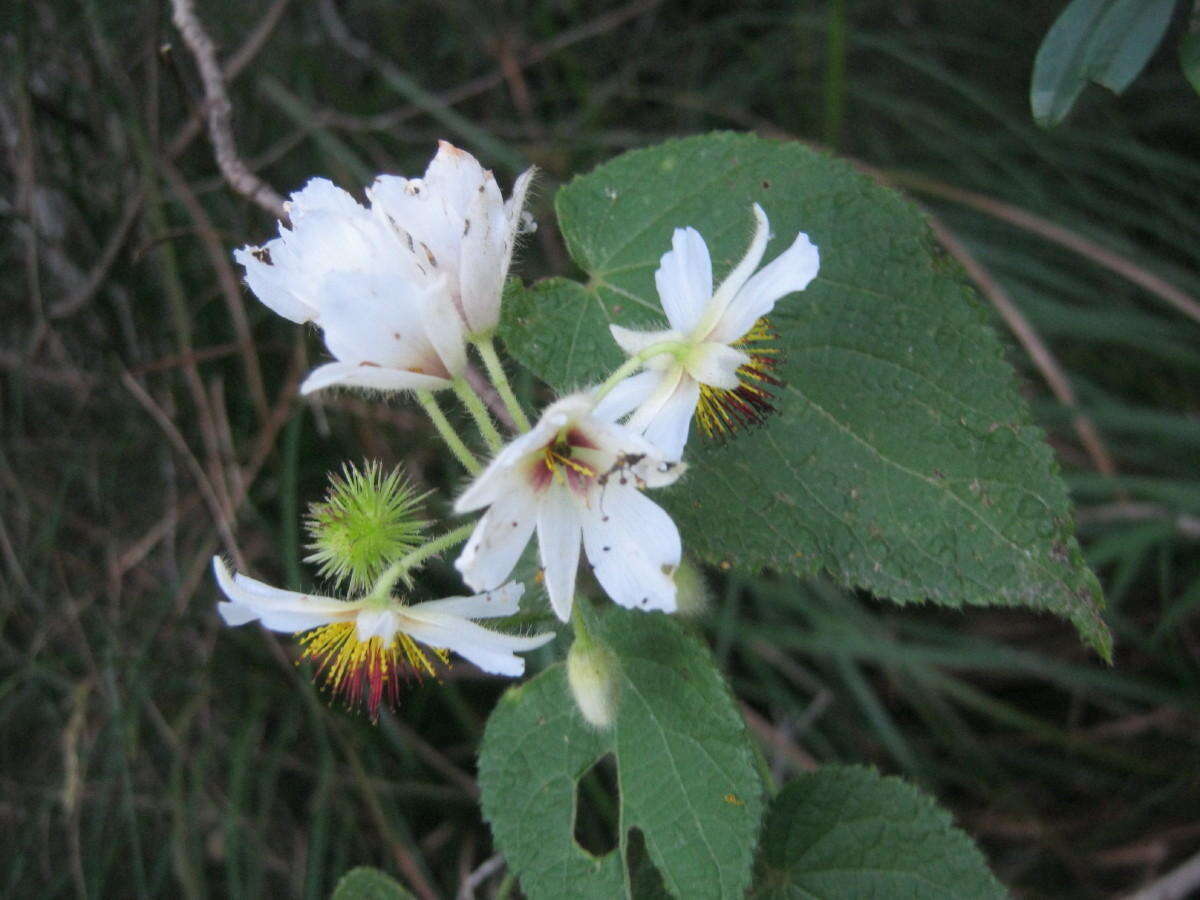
500, 133, 1110, 658
751, 765, 1006, 899
1030, 0, 1176, 126
478, 607, 764, 899
330, 867, 415, 900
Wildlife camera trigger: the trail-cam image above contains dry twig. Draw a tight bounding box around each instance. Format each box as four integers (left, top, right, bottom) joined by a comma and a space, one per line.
170, 0, 286, 217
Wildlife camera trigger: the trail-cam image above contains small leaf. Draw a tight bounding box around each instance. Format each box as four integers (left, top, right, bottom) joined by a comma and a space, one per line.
478, 608, 764, 899
1182, 32, 1200, 94
1086, 0, 1176, 93
500, 133, 1111, 658
330, 867, 415, 900
1031, 0, 1113, 126
751, 766, 1006, 899
1030, 0, 1177, 126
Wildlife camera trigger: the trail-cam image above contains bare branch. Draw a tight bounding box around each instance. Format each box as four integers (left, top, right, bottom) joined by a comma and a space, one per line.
170, 0, 286, 218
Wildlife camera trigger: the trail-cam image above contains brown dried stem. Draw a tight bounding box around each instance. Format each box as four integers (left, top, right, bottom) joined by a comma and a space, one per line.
169, 0, 286, 217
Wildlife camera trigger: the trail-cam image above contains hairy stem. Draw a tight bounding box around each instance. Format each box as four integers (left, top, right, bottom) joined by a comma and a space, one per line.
453, 376, 505, 453
474, 335, 531, 432
415, 389, 481, 475
592, 341, 683, 406
366, 522, 477, 603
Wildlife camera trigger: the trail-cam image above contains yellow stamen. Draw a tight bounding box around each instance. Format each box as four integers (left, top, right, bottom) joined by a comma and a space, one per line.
694, 317, 782, 439
297, 621, 449, 719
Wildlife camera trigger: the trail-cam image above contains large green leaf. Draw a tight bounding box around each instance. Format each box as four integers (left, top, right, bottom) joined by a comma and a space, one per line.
500, 132, 1110, 658
477, 607, 764, 899
751, 766, 1006, 898
1030, 0, 1177, 126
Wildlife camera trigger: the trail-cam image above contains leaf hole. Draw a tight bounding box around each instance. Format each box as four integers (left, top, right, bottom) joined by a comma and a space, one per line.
573, 753, 619, 857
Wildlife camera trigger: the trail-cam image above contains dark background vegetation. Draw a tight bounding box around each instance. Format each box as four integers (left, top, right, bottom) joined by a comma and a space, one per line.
3, 1, 1198, 897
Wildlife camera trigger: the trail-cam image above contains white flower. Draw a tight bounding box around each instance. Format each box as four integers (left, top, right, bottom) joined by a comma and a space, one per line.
213, 557, 553, 719
368, 140, 535, 339
235, 177, 469, 396
453, 393, 686, 622
606, 204, 819, 460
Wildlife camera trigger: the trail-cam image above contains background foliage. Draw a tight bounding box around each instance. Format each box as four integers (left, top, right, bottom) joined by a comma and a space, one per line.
2, 1, 1198, 897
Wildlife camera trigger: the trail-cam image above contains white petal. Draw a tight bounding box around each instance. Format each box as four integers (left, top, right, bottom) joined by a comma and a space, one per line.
412, 582, 525, 619
415, 276, 468, 375
654, 227, 713, 333
502, 166, 536, 262
300, 361, 451, 396
457, 171, 508, 336
355, 608, 401, 642
234, 246, 317, 323
454, 491, 538, 590
641, 377, 701, 462
400, 609, 554, 676
455, 394, 592, 511
424, 141, 497, 217
626, 365, 685, 433
285, 177, 366, 220
709, 230, 820, 344
581, 413, 688, 488
537, 486, 583, 621
684, 342, 750, 390
609, 324, 680, 366
592, 370, 661, 423
314, 272, 445, 374
211, 557, 357, 632
368, 173, 463, 306
699, 203, 770, 338
581, 484, 679, 613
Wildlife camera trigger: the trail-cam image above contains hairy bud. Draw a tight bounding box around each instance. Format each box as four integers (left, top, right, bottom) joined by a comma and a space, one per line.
672, 559, 712, 617
566, 637, 619, 729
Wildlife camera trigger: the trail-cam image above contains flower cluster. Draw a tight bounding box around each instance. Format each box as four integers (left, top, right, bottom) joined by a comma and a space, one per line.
214, 142, 819, 721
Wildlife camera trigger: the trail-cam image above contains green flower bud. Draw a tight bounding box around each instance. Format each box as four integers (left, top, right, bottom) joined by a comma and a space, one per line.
567, 636, 619, 729
304, 462, 430, 593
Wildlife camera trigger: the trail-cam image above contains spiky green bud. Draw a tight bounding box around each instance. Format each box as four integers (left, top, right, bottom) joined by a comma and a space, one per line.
304, 462, 430, 593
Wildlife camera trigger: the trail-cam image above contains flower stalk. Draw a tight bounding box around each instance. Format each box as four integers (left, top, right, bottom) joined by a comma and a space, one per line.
474, 335, 531, 432
453, 376, 505, 453
365, 521, 479, 604
592, 340, 683, 405
416, 389, 481, 474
